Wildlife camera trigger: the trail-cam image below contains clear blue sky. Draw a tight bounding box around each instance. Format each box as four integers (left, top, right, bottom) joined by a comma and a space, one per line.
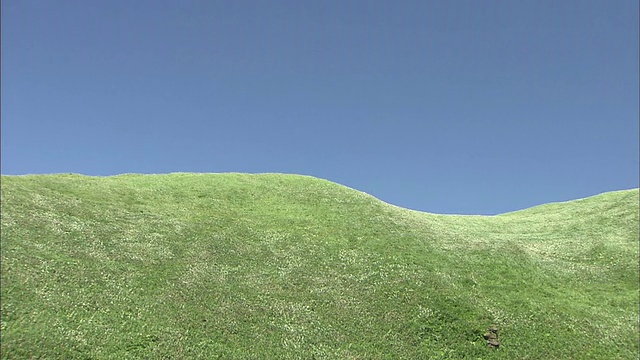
2, 0, 638, 215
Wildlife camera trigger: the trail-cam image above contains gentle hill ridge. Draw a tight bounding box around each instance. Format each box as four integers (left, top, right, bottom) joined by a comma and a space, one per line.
1, 173, 638, 359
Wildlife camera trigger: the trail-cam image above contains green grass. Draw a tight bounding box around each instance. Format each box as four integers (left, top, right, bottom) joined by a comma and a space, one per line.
1, 173, 638, 359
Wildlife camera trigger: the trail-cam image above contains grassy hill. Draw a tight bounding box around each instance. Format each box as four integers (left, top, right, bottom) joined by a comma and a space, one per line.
1, 173, 638, 359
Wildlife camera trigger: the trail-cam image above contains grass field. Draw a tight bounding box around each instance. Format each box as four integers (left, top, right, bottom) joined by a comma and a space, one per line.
1, 173, 638, 359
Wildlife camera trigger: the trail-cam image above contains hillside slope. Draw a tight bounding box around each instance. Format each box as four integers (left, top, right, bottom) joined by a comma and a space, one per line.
1, 173, 638, 359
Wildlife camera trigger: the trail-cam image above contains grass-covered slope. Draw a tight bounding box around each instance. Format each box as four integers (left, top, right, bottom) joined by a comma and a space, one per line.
1, 173, 638, 359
